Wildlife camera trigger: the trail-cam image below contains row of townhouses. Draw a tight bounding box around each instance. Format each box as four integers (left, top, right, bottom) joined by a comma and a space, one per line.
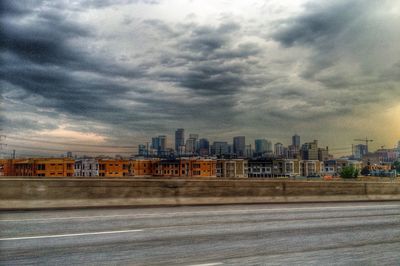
0, 157, 367, 178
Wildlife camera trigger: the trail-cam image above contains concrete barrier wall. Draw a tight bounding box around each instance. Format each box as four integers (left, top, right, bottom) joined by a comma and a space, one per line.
1, 178, 400, 209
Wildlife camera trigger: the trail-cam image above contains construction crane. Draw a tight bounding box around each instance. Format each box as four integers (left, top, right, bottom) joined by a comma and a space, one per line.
354, 137, 374, 153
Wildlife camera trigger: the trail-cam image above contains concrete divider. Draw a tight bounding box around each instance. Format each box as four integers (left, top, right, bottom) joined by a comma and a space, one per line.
1, 178, 400, 209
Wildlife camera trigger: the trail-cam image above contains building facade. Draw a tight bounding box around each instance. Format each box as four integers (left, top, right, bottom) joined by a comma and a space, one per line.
216, 159, 248, 178
130, 159, 156, 176
300, 160, 323, 177
98, 159, 129, 177
247, 159, 273, 178
74, 159, 99, 177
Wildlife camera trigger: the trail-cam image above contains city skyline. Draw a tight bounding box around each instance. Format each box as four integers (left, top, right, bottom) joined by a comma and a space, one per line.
1, 128, 398, 159
1, 0, 400, 156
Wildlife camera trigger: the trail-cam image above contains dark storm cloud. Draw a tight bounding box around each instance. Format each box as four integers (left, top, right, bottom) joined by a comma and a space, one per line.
80, 0, 160, 8
0, 0, 151, 132
272, 1, 365, 48
150, 21, 266, 96
3, 0, 399, 148
1, 117, 58, 132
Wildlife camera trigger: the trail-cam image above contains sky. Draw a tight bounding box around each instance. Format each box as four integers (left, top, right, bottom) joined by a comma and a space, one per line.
1, 0, 400, 157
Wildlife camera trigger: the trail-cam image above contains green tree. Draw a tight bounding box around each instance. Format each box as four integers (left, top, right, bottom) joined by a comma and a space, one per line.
393, 161, 400, 172
340, 165, 359, 179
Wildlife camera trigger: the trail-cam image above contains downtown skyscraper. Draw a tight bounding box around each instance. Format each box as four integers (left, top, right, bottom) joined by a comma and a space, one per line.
175, 128, 185, 154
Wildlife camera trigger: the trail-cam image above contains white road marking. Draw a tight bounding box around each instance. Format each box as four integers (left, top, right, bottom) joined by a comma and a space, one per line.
188, 263, 223, 266
1, 204, 399, 222
0, 229, 143, 241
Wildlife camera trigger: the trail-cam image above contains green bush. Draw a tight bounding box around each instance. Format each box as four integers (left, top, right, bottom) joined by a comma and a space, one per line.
340, 165, 359, 179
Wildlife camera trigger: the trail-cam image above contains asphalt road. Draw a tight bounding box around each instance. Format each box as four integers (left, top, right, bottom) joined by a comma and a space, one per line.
1, 202, 400, 265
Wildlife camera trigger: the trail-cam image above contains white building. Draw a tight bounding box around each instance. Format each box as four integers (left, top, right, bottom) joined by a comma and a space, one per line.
217, 159, 248, 178
74, 159, 99, 177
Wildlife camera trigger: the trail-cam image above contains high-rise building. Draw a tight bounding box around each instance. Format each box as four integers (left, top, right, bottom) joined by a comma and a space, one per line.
255, 139, 272, 155
245, 144, 253, 158
354, 144, 367, 159
151, 135, 167, 156
233, 136, 246, 157
198, 138, 210, 156
189, 134, 199, 153
211, 141, 229, 156
275, 143, 284, 157
255, 139, 267, 154
288, 145, 300, 159
292, 134, 300, 147
185, 138, 196, 154
175, 129, 185, 153
138, 144, 146, 156
318, 147, 329, 161
301, 140, 318, 160
158, 135, 167, 153
151, 137, 160, 150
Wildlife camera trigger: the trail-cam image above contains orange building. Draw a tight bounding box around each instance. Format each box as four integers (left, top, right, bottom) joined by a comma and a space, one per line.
130, 159, 156, 176
153, 158, 216, 178
0, 159, 13, 176
10, 158, 74, 177
185, 158, 216, 178
98, 159, 129, 177
153, 159, 180, 177
34, 158, 74, 177
12, 159, 35, 176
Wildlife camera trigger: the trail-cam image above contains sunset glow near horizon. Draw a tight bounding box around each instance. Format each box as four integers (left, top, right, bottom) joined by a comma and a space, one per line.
1, 0, 400, 156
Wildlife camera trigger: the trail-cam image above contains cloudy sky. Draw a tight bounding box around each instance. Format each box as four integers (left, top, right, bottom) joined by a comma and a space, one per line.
1, 0, 400, 156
